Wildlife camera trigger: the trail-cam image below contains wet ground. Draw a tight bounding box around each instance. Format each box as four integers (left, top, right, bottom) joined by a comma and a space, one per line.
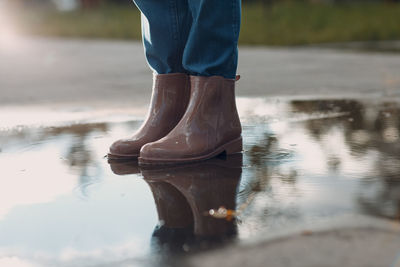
1, 37, 400, 108
1, 97, 399, 267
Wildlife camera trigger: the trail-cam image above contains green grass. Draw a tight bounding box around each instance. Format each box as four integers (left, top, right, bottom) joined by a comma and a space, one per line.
240, 1, 400, 45
16, 1, 400, 46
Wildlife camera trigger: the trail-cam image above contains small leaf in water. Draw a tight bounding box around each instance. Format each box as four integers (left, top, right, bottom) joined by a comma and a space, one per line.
207, 206, 237, 221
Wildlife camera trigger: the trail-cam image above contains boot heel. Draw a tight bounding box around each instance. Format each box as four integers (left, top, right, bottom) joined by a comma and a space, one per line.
224, 138, 243, 155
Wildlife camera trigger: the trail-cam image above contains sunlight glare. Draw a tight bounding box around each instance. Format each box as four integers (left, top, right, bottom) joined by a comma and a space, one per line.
0, 2, 23, 51
0, 148, 77, 220
0, 257, 37, 267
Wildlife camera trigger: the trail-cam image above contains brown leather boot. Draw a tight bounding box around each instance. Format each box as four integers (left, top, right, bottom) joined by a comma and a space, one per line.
108, 73, 190, 159
139, 75, 242, 165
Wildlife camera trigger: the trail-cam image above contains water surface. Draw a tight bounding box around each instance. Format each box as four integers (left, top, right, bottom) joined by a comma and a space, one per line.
0, 98, 399, 267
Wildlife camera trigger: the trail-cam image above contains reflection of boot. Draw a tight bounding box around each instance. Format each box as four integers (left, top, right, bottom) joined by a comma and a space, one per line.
139, 76, 242, 165
110, 160, 196, 252
146, 180, 194, 229
142, 154, 242, 239
145, 180, 195, 253
108, 160, 140, 175
108, 73, 190, 159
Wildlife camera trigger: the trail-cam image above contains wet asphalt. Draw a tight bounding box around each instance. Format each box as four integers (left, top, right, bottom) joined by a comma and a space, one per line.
1, 37, 400, 267
1, 37, 400, 108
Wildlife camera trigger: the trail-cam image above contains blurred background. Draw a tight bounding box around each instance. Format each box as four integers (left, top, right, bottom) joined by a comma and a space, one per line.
1, 0, 400, 47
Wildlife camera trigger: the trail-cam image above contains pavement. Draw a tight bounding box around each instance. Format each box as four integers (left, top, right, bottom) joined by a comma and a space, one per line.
1, 37, 400, 109
1, 37, 400, 267
187, 215, 400, 267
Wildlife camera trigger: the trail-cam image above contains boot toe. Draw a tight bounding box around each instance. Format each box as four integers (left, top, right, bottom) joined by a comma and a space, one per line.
109, 139, 141, 157
140, 141, 170, 160
140, 138, 203, 163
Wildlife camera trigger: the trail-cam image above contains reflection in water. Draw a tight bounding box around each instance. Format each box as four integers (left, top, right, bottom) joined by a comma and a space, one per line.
2, 123, 109, 197
1, 98, 400, 266
236, 99, 400, 238
290, 100, 400, 220
56, 124, 108, 197
110, 155, 242, 255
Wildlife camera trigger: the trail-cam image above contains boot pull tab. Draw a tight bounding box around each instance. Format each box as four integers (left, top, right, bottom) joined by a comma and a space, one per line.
235, 75, 241, 82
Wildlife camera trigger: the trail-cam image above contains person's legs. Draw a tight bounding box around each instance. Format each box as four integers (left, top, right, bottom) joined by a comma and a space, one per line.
139, 0, 242, 164
134, 0, 192, 74
183, 0, 241, 79
108, 0, 193, 159
135, 0, 241, 78
110, 0, 243, 162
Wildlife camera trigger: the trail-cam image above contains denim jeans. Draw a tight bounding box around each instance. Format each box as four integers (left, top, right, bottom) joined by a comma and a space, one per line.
133, 0, 241, 79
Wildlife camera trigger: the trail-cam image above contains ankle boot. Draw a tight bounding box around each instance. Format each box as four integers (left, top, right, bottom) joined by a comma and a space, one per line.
139, 75, 242, 165
108, 73, 190, 159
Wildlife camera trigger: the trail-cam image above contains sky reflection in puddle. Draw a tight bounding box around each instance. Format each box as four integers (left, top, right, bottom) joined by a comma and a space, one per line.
0, 98, 399, 266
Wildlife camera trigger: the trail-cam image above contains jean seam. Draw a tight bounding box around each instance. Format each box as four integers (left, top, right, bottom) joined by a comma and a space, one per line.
233, 0, 240, 77
232, 0, 237, 38
169, 0, 182, 72
168, 0, 179, 42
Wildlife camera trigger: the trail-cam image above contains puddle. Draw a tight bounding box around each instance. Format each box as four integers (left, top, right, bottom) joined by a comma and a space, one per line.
0, 98, 399, 267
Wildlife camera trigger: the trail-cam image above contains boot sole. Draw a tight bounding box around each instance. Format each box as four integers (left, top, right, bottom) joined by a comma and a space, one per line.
138, 137, 243, 166
107, 152, 139, 160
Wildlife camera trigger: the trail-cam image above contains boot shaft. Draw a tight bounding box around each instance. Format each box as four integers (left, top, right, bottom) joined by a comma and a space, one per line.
188, 75, 242, 142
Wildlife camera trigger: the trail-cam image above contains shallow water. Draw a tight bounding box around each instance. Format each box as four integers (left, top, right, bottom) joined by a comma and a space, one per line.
0, 98, 399, 267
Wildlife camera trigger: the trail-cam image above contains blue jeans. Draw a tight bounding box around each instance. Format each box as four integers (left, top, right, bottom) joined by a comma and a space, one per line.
133, 0, 241, 79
